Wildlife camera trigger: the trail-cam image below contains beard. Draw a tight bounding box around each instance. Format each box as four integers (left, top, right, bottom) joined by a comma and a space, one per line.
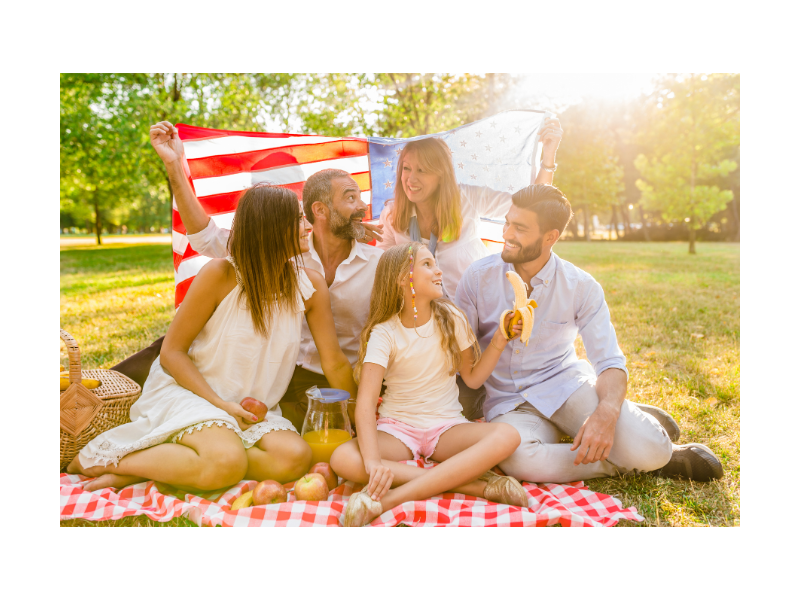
501, 235, 543, 264
329, 206, 366, 240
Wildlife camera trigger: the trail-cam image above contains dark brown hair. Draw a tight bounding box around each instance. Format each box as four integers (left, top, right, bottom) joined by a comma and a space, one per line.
227, 183, 304, 337
511, 184, 574, 234
302, 168, 350, 224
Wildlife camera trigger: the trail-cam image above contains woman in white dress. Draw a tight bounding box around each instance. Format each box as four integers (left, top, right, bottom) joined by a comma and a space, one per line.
69, 184, 358, 493
376, 118, 562, 298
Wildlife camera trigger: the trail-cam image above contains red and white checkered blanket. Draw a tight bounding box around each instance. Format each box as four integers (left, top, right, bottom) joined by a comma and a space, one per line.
61, 460, 643, 527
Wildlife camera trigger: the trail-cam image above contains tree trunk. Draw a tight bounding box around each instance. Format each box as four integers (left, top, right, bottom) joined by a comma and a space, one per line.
93, 195, 102, 246
584, 206, 591, 242
689, 225, 696, 254
619, 201, 631, 237
610, 205, 619, 240
639, 206, 651, 241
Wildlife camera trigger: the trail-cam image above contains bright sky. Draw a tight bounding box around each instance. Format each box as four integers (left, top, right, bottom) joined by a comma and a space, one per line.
512, 73, 659, 109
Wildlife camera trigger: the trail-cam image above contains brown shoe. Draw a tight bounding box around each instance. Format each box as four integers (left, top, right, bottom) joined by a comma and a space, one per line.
343, 491, 384, 527
655, 443, 723, 482
480, 471, 529, 507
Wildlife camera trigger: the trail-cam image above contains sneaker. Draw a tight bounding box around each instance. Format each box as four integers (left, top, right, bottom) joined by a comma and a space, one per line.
633, 402, 681, 442
655, 443, 723, 482
343, 491, 384, 527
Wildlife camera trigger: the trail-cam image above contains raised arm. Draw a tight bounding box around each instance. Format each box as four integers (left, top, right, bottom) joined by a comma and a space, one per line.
150, 121, 211, 235
532, 117, 563, 186
458, 313, 520, 389
159, 259, 259, 429
302, 268, 359, 400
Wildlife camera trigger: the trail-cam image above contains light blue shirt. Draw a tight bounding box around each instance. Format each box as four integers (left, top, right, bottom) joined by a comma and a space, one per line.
454, 252, 628, 422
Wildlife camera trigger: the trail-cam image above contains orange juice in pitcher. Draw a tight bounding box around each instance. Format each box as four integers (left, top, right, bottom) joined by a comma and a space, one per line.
303, 428, 352, 464
300, 388, 353, 465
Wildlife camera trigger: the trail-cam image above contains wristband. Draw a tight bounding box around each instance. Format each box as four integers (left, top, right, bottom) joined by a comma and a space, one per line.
490, 338, 505, 352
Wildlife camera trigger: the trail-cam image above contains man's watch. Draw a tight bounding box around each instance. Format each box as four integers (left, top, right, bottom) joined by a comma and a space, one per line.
541, 162, 557, 173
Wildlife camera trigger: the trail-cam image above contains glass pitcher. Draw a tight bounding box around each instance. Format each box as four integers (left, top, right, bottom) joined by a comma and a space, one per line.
301, 387, 353, 465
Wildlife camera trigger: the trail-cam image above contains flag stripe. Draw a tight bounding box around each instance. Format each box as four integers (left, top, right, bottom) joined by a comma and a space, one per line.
192, 157, 371, 198
176, 254, 213, 285
187, 140, 369, 178
171, 186, 372, 236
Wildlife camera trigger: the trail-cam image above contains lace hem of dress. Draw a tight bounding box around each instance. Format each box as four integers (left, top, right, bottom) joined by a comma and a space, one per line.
80, 432, 174, 469
238, 419, 297, 448
170, 419, 238, 444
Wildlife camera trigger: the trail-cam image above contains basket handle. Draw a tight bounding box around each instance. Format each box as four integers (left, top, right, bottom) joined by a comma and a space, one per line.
60, 329, 82, 385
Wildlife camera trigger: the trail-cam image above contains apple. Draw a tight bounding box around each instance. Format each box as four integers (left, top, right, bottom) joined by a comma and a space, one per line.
241, 397, 267, 423
252, 479, 287, 505
294, 472, 329, 501
308, 462, 339, 491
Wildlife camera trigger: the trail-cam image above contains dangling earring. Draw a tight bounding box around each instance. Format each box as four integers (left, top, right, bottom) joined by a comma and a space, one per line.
408, 246, 417, 325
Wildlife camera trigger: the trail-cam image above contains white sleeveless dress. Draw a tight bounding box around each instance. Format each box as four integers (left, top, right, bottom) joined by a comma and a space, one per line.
78, 264, 315, 469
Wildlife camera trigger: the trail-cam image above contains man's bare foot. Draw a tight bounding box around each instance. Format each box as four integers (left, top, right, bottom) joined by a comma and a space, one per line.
82, 474, 147, 493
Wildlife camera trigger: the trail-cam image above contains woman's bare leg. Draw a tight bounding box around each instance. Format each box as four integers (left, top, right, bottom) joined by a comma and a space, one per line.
67, 425, 248, 492
245, 430, 312, 483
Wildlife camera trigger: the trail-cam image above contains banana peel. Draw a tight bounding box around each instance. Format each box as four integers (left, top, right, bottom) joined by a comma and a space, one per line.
60, 374, 101, 391
499, 271, 537, 346
230, 490, 254, 510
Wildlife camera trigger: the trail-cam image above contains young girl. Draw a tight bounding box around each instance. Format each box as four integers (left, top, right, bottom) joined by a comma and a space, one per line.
69, 184, 358, 493
330, 242, 527, 527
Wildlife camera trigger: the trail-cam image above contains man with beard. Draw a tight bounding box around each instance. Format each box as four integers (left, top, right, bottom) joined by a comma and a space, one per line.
111, 122, 384, 430
454, 184, 724, 482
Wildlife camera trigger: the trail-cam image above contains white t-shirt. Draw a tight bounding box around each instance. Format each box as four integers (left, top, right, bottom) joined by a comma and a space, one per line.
363, 304, 475, 429
376, 183, 512, 299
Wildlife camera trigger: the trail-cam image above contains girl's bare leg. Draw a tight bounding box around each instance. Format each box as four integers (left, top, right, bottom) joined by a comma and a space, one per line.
332, 424, 519, 502
245, 430, 312, 483
67, 425, 248, 493
371, 423, 520, 511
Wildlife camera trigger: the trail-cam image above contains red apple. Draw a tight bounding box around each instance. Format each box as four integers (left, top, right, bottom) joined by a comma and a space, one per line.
294, 472, 329, 501
241, 397, 267, 423
252, 479, 287, 505
308, 462, 339, 491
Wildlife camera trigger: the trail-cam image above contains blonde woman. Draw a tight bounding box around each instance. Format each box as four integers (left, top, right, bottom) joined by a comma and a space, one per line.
376, 118, 562, 299
69, 184, 358, 493
330, 242, 529, 527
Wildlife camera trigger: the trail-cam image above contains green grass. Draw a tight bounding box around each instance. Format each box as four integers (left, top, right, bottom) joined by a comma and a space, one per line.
60, 241, 739, 527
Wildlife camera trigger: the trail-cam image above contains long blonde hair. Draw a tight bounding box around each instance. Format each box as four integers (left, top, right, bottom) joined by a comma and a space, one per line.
391, 137, 463, 243
354, 242, 481, 382
227, 183, 304, 337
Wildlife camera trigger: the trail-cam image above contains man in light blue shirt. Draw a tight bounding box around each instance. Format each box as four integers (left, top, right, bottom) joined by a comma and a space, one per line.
455, 184, 724, 483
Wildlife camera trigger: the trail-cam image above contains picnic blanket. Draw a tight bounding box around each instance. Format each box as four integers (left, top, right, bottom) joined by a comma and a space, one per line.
60, 459, 644, 527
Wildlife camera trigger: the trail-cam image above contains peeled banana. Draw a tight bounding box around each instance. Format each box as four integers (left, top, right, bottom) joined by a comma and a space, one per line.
499, 271, 537, 346
230, 490, 254, 510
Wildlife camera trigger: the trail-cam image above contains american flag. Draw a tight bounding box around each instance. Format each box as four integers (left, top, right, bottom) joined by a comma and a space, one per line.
172, 110, 551, 307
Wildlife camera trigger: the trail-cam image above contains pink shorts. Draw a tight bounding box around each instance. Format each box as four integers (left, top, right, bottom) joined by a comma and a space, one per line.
376, 416, 470, 461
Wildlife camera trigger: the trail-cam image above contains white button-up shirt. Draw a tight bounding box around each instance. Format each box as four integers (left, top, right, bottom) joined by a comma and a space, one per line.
376, 183, 512, 299
187, 219, 383, 375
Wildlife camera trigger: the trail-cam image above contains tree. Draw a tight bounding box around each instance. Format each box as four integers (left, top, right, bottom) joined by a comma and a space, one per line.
555, 101, 625, 241
60, 73, 298, 239
634, 73, 739, 253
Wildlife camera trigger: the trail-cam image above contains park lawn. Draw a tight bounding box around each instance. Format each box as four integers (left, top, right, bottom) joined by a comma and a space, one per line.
60, 241, 740, 527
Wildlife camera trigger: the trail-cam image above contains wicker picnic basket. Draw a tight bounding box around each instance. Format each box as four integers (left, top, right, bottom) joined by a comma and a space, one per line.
60, 328, 142, 470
